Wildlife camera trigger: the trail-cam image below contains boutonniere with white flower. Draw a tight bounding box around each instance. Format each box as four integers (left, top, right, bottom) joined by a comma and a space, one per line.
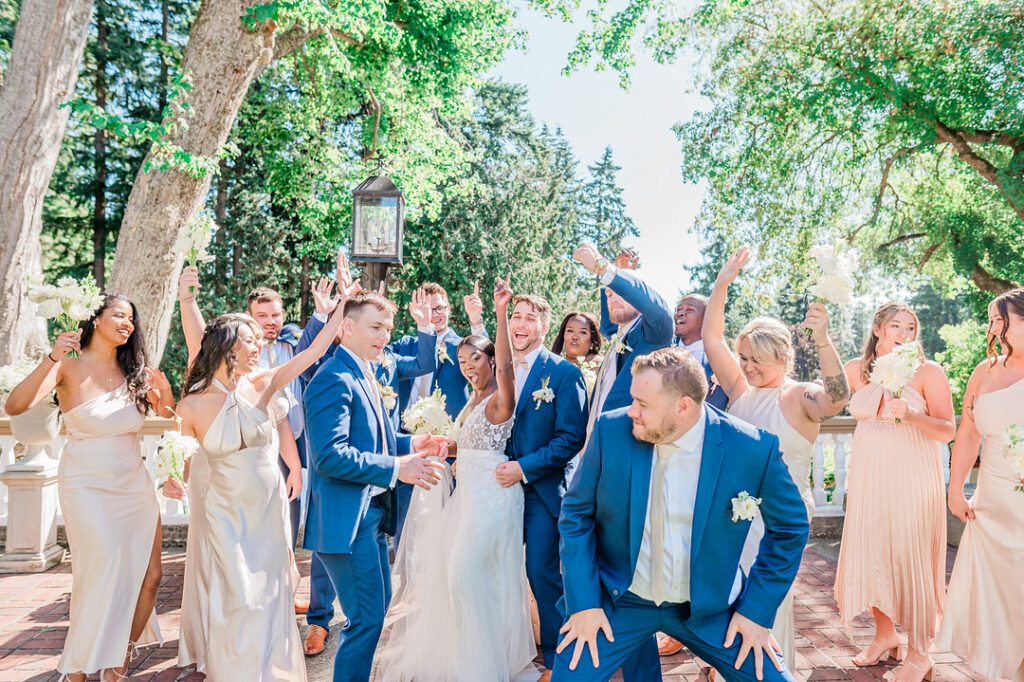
532, 376, 555, 410
437, 346, 451, 365
378, 383, 397, 412
380, 354, 394, 372
608, 330, 632, 355
1003, 423, 1024, 493
730, 491, 761, 522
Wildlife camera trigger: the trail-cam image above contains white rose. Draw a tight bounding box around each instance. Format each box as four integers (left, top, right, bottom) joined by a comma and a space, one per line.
34, 298, 63, 319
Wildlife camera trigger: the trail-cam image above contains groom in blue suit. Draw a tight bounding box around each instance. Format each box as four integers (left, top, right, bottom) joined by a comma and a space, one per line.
303, 291, 449, 682
555, 347, 809, 681
498, 293, 588, 677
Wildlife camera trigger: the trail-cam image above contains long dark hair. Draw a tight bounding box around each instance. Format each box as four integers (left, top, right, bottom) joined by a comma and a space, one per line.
988, 287, 1024, 364
551, 311, 602, 357
78, 294, 151, 414
184, 314, 260, 398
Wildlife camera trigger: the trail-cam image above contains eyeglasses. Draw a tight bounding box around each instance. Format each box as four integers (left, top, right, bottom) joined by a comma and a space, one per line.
431, 305, 449, 314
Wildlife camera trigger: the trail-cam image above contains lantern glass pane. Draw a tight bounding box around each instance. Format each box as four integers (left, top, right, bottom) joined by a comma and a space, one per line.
354, 196, 399, 257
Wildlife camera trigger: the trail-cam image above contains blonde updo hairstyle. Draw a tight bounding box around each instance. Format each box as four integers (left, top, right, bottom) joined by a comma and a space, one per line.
734, 317, 795, 379
859, 301, 923, 383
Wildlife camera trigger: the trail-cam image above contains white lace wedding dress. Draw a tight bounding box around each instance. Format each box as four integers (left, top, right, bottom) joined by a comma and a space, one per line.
377, 394, 538, 682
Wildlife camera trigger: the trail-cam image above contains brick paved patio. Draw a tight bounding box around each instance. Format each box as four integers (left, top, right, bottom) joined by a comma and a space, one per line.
0, 545, 993, 682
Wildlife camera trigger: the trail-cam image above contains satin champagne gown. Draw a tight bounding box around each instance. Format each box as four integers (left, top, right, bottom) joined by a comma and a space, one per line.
835, 380, 946, 654
731, 381, 815, 666
178, 445, 210, 671
191, 379, 305, 681
936, 377, 1024, 681
57, 382, 162, 675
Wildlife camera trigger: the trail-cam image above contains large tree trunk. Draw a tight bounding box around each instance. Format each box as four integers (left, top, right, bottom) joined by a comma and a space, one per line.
92, 0, 108, 288
107, 1, 278, 362
0, 0, 96, 365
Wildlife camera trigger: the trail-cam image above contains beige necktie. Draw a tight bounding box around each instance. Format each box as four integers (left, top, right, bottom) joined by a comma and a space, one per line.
649, 442, 676, 604
583, 335, 623, 440
363, 368, 390, 457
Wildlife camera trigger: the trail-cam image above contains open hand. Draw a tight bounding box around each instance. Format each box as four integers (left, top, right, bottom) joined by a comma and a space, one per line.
409, 288, 432, 328
724, 611, 783, 680
716, 247, 750, 288
464, 281, 485, 327
335, 251, 360, 299
556, 608, 614, 670
312, 277, 337, 315
144, 367, 172, 393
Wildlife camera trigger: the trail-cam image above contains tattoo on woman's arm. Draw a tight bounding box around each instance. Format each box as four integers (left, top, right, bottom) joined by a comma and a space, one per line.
824, 373, 849, 404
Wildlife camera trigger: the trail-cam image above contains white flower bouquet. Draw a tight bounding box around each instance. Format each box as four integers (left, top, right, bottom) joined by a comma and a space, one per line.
807, 241, 858, 306
579, 359, 599, 396
869, 341, 922, 423
153, 429, 198, 513
27, 275, 104, 333
402, 389, 457, 438
1003, 423, 1024, 493
172, 213, 218, 267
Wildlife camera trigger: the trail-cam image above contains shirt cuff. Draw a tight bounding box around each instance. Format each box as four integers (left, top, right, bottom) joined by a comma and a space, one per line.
520, 469, 529, 484
389, 459, 400, 488
599, 265, 618, 286
417, 325, 436, 335
470, 323, 487, 338
313, 312, 328, 322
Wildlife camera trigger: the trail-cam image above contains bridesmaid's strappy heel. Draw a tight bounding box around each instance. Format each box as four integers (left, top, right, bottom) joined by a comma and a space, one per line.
853, 639, 901, 666
894, 657, 934, 682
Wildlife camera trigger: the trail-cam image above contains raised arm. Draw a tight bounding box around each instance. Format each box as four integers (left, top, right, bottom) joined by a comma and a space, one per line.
266, 303, 346, 398
178, 266, 206, 367
144, 367, 176, 419
487, 275, 517, 423
948, 361, 987, 521
3, 331, 79, 415
702, 247, 749, 401
798, 302, 850, 421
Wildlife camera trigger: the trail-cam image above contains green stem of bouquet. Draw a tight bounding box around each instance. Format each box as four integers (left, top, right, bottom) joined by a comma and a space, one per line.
56, 314, 80, 358
893, 387, 903, 424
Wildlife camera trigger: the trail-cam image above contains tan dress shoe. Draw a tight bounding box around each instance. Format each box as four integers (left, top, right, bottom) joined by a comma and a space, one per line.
657, 633, 684, 656
303, 624, 329, 656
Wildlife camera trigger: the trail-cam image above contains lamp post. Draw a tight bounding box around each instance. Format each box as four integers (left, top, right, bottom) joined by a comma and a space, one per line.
351, 173, 405, 292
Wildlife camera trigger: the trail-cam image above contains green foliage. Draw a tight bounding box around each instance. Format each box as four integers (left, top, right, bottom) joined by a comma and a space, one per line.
936, 320, 989, 410
578, 146, 638, 255
549, 0, 1024, 299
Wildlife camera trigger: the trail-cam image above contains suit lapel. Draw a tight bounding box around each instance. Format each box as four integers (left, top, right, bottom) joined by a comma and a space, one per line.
339, 348, 387, 449
629, 436, 654, 570
515, 350, 550, 420
690, 409, 724, 564
431, 329, 457, 391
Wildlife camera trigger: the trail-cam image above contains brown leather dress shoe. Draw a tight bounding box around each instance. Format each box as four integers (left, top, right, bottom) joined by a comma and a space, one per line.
657, 633, 684, 656
294, 598, 309, 615
303, 624, 329, 656
538, 670, 552, 682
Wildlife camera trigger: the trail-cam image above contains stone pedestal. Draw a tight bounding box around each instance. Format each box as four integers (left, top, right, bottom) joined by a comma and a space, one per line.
0, 459, 64, 572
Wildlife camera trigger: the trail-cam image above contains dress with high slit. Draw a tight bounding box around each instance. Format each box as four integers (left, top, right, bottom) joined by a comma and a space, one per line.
936, 377, 1024, 681
188, 378, 305, 681
834, 379, 946, 653
57, 382, 162, 675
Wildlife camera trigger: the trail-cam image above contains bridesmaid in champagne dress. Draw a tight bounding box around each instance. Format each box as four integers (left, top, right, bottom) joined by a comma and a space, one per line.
5, 295, 174, 682
937, 288, 1024, 681
702, 247, 850, 665
835, 302, 956, 682
169, 304, 343, 680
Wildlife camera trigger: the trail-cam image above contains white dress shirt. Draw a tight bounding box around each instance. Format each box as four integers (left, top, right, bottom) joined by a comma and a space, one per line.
628, 409, 746, 605
594, 316, 638, 416
683, 338, 705, 365
512, 345, 543, 399
336, 343, 399, 495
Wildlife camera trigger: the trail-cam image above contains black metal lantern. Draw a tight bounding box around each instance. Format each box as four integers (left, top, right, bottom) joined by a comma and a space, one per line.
351, 174, 404, 266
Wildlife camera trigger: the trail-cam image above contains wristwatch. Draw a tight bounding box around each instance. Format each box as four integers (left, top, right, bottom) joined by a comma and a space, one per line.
594, 256, 610, 278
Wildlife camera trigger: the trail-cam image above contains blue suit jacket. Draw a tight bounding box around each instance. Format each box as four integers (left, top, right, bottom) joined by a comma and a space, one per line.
391, 328, 469, 421
559, 406, 809, 633
375, 332, 437, 430
302, 350, 413, 554
599, 270, 675, 411
506, 348, 588, 519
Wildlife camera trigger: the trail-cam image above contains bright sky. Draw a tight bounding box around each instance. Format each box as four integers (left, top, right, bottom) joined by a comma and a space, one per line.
491, 4, 708, 304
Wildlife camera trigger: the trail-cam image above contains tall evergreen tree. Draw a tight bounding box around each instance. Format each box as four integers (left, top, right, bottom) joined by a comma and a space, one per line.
578, 146, 637, 254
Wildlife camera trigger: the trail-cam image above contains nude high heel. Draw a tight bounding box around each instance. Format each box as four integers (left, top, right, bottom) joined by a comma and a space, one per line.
853, 641, 902, 666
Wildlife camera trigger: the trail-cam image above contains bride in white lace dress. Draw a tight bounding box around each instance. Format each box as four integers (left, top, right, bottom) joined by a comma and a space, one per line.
378, 276, 538, 682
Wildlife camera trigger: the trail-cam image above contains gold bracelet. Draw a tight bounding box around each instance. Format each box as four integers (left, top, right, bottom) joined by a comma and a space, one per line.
179, 296, 196, 303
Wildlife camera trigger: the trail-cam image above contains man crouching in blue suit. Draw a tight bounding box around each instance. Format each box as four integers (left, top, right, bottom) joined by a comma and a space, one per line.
555, 347, 809, 681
